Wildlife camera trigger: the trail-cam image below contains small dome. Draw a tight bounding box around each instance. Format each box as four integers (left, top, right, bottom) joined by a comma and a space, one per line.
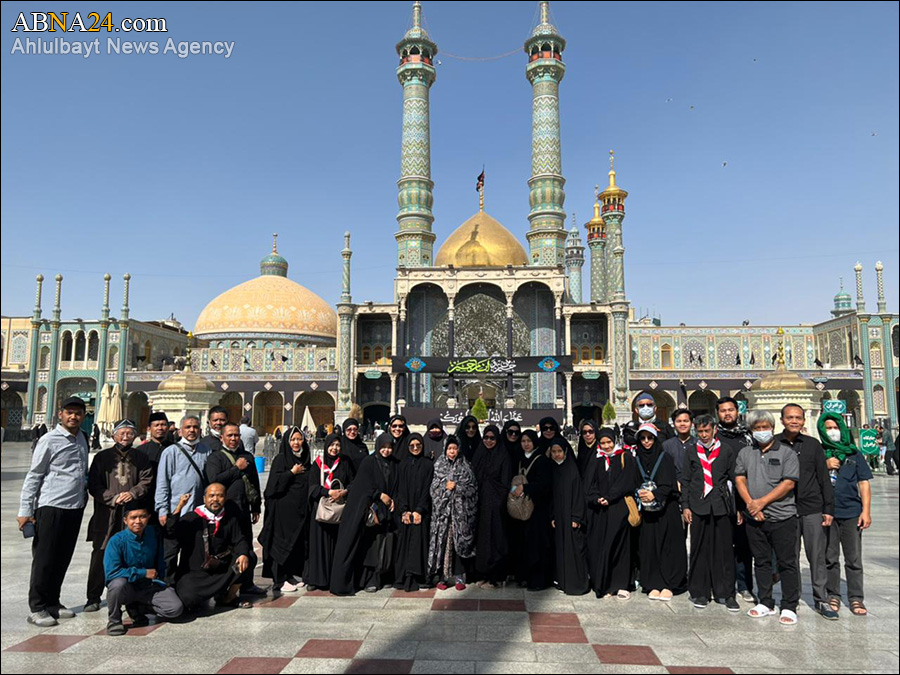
157, 365, 216, 393
435, 212, 528, 268
752, 364, 816, 392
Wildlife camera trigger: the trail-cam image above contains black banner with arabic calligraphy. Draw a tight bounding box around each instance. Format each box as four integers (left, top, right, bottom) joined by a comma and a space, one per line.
401, 408, 563, 427
392, 356, 573, 375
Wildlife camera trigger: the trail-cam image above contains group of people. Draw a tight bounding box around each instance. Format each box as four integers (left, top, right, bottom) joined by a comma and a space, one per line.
17, 391, 876, 635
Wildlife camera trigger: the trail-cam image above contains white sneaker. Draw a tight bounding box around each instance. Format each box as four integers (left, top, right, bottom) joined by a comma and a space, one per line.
27, 611, 58, 627
280, 581, 300, 593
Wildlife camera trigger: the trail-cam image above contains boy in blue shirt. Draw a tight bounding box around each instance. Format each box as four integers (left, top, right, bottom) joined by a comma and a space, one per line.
104, 499, 185, 635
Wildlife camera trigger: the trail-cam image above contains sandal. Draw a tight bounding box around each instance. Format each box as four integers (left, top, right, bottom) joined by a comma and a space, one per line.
658, 589, 673, 602
850, 600, 868, 616
648, 590, 661, 601
828, 597, 841, 613
616, 590, 631, 600
748, 603, 776, 618
779, 609, 798, 625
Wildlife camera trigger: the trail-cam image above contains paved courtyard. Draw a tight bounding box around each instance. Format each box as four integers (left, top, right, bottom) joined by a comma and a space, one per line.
1, 441, 898, 674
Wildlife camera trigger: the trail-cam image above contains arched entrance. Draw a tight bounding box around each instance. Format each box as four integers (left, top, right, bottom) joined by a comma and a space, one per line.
126, 391, 151, 434
253, 391, 284, 436
838, 390, 862, 428
219, 392, 243, 426
55, 377, 97, 434
459, 381, 500, 410
1, 390, 24, 434
689, 390, 718, 417
362, 403, 390, 434
294, 391, 335, 434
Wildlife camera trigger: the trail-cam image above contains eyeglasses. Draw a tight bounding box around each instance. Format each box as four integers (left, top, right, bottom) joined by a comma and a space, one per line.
390, 424, 404, 429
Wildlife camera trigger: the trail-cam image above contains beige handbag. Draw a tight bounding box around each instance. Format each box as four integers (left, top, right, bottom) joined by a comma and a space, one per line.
507, 463, 535, 521
315, 462, 345, 524
621, 454, 642, 527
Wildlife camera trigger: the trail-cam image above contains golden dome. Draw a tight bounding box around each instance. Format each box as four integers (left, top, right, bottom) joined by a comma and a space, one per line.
193, 275, 337, 339
752, 364, 816, 392
435, 211, 528, 268
157, 364, 217, 393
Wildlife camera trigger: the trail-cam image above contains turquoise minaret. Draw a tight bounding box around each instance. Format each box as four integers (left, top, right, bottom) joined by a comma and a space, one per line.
95, 273, 112, 408
599, 152, 630, 412
831, 278, 853, 317
45, 275, 63, 418
337, 232, 354, 414
26, 274, 44, 424
395, 1, 437, 268
585, 191, 607, 302
565, 219, 584, 303
116, 273, 131, 395
525, 1, 567, 265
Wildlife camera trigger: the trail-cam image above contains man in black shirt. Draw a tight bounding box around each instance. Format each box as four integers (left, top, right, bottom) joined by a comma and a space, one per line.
715, 396, 755, 605
774, 403, 835, 620
622, 391, 675, 448
205, 423, 265, 596
681, 414, 740, 612
136, 411, 170, 524
201, 406, 230, 453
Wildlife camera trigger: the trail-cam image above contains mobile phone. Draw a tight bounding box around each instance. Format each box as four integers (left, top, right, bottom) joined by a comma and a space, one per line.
22, 521, 36, 539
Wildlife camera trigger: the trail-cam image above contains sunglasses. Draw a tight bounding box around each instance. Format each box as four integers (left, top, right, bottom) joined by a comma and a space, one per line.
390, 424, 404, 430
541, 426, 554, 431
483, 436, 497, 441
507, 429, 520, 435
465, 425, 477, 430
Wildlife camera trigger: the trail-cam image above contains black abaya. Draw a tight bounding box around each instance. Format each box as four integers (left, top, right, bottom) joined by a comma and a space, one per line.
509, 449, 554, 590
551, 449, 590, 595
305, 445, 354, 589
636, 440, 687, 594
584, 448, 640, 597
472, 425, 513, 583
457, 416, 481, 463
340, 418, 370, 474
394, 440, 434, 591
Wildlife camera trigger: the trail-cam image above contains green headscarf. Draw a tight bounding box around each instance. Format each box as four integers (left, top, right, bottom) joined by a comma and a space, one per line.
817, 411, 858, 462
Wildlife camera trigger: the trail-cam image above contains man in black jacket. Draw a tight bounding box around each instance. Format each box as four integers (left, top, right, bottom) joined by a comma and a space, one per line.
201, 406, 230, 453
774, 403, 836, 620
622, 391, 675, 448
715, 396, 755, 605
205, 423, 265, 596
681, 414, 740, 612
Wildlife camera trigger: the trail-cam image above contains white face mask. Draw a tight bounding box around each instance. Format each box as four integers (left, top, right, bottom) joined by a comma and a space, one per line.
637, 405, 655, 420
182, 437, 199, 447
753, 430, 774, 445
826, 429, 842, 442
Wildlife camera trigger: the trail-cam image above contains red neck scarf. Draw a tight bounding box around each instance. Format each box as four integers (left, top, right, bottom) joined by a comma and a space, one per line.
316, 455, 341, 489
696, 439, 721, 498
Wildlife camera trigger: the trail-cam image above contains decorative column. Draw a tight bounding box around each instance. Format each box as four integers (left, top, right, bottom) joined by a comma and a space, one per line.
600, 152, 631, 414
397, 303, 408, 408
389, 373, 398, 416
95, 274, 111, 408
875, 261, 887, 314
854, 262, 866, 313
874, 262, 898, 424
26, 274, 44, 424
585, 196, 607, 302
565, 372, 574, 427
447, 297, 457, 407
395, 1, 437, 267
565, 218, 584, 303
116, 274, 131, 396
525, 1, 568, 265
336, 233, 354, 423
45, 275, 63, 416
506, 296, 515, 407
555, 298, 565, 402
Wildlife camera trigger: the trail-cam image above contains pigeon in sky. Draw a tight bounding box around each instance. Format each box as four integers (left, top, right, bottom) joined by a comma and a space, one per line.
689, 105, 695, 110
723, 162, 728, 167
666, 97, 673, 102
871, 132, 877, 136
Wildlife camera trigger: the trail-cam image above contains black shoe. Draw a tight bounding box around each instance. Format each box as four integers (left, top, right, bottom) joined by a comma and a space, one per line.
107, 622, 126, 636
817, 602, 839, 621
724, 596, 740, 612
129, 615, 150, 628
691, 597, 709, 609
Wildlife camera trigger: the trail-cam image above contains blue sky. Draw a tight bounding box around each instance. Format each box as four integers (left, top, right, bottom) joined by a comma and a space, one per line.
2, 1, 897, 327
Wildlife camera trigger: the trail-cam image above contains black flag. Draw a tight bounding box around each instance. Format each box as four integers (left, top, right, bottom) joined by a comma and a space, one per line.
476, 169, 485, 192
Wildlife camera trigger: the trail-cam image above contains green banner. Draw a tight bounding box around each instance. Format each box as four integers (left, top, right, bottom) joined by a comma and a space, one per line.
823, 400, 847, 414
859, 428, 880, 456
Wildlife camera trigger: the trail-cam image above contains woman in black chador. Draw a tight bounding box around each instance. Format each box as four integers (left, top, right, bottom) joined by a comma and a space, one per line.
387, 414, 412, 461
549, 440, 590, 596
456, 415, 481, 463
423, 418, 447, 461
330, 433, 398, 595
305, 433, 352, 591
576, 420, 600, 477
340, 418, 369, 474
500, 420, 523, 462
508, 429, 553, 591
259, 426, 312, 593
473, 424, 512, 587
394, 433, 434, 592
634, 423, 687, 600
584, 428, 640, 599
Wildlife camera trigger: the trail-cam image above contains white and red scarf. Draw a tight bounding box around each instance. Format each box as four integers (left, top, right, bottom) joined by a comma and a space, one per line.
697, 439, 721, 498
194, 505, 224, 535
597, 446, 625, 471
316, 456, 341, 489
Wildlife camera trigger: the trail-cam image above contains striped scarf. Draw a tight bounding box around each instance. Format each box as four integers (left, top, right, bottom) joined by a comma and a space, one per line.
597, 446, 625, 470
194, 505, 224, 534
697, 439, 721, 498
316, 456, 341, 489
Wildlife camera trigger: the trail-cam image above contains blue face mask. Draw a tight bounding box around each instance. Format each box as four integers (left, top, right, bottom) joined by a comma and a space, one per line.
637, 405, 655, 420
753, 430, 774, 445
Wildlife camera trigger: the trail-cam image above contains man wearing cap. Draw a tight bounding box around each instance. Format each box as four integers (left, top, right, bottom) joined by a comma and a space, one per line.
104, 501, 183, 635
622, 391, 675, 449
137, 411, 170, 525
17, 396, 91, 627
84, 419, 153, 613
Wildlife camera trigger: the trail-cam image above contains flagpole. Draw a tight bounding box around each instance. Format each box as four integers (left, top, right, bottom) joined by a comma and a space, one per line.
479, 186, 484, 212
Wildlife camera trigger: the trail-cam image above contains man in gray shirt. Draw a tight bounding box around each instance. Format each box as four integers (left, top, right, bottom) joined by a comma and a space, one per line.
155, 415, 211, 583
735, 409, 801, 625
239, 415, 259, 455
17, 397, 90, 627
